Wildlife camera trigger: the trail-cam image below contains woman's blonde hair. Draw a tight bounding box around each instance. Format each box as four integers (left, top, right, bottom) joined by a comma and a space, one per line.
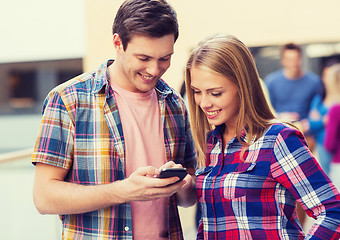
185, 34, 275, 167
326, 63, 340, 103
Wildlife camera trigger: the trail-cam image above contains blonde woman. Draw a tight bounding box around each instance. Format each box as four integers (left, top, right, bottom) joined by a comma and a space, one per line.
324, 64, 340, 190
185, 34, 340, 239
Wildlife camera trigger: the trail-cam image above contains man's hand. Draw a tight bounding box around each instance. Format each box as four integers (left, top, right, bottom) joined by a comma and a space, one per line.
157, 161, 196, 207
119, 163, 186, 202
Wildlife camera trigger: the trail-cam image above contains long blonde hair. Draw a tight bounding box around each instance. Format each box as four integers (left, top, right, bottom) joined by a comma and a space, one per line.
325, 63, 340, 103
185, 34, 275, 167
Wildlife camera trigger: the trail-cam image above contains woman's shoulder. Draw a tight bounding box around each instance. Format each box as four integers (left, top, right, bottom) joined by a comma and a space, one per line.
265, 122, 303, 139
329, 104, 340, 113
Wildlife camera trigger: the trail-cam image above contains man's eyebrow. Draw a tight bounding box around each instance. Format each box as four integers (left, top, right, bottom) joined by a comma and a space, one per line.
134, 53, 150, 57
133, 52, 174, 58
161, 52, 174, 58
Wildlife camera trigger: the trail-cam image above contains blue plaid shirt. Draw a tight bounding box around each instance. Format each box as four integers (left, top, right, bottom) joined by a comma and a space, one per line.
196, 123, 340, 239
32, 60, 196, 239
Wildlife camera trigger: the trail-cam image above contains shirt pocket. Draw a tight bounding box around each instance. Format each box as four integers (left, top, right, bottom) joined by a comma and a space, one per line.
222, 162, 256, 200
195, 167, 213, 202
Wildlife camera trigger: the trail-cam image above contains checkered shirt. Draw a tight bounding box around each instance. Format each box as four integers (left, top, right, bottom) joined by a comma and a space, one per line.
32, 60, 196, 240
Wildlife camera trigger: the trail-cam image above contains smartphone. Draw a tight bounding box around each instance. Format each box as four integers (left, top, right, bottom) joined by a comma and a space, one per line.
157, 168, 187, 183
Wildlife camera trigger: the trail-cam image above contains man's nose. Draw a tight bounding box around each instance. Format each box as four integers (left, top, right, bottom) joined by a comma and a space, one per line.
147, 61, 161, 76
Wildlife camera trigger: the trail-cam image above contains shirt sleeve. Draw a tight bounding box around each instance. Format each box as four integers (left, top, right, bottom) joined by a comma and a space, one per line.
308, 95, 324, 134
32, 90, 75, 169
324, 106, 340, 154
271, 127, 340, 239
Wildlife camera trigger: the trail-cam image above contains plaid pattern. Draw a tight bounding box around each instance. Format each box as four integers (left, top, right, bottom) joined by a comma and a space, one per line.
32, 60, 196, 240
196, 123, 340, 240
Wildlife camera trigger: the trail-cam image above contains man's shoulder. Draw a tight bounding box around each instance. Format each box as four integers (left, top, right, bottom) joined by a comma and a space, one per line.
305, 71, 321, 84
265, 70, 284, 84
53, 72, 95, 94
49, 61, 108, 99
42, 71, 98, 113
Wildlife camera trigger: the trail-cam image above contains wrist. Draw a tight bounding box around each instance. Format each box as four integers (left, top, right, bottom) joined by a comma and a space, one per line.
106, 180, 130, 205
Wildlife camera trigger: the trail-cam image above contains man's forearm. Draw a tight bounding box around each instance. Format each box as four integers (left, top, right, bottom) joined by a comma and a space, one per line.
34, 179, 127, 215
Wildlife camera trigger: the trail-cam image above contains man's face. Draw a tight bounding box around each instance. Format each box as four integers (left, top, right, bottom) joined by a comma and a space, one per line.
281, 49, 302, 76
113, 34, 175, 93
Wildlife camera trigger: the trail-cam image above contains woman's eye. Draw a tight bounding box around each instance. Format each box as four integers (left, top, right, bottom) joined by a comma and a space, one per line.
192, 90, 201, 94
211, 92, 222, 97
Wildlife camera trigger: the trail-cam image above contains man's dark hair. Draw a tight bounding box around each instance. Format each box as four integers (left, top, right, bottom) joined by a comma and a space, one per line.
112, 0, 179, 50
281, 42, 302, 57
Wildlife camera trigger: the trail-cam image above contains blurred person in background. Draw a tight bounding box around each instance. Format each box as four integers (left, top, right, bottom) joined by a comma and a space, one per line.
265, 43, 322, 125
324, 63, 340, 191
31, 0, 196, 239
301, 59, 339, 175
185, 33, 340, 239
265, 42, 322, 226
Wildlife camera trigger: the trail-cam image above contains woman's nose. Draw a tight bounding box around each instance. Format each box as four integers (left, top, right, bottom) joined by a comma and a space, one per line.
199, 94, 212, 109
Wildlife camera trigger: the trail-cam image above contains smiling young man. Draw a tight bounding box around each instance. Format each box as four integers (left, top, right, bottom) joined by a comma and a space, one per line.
31, 0, 197, 239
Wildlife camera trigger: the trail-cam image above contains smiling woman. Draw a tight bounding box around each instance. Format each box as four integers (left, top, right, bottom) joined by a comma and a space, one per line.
185, 34, 274, 164
185, 33, 340, 240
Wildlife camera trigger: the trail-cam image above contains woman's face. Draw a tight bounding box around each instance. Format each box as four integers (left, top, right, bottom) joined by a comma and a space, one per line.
190, 67, 240, 127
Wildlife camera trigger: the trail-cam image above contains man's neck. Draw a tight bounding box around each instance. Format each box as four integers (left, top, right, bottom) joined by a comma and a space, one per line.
283, 69, 304, 80
108, 60, 125, 90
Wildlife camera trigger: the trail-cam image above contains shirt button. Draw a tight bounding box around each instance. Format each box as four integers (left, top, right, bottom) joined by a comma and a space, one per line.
124, 226, 129, 231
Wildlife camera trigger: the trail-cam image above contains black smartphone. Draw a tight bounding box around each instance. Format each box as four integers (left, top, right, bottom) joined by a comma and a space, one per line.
157, 168, 187, 182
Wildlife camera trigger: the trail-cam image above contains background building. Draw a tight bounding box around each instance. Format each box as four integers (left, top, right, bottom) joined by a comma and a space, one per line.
0, 0, 85, 114
2, 0, 340, 115
1, 0, 340, 239
85, 0, 340, 92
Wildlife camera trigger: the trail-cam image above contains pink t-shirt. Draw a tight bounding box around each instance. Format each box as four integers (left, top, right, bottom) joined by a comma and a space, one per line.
112, 82, 168, 239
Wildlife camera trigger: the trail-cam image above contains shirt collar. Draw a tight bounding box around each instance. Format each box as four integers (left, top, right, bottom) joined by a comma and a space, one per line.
210, 124, 248, 143
211, 124, 225, 138
90, 60, 112, 94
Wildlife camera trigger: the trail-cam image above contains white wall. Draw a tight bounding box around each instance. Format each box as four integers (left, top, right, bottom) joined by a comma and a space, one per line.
0, 0, 86, 63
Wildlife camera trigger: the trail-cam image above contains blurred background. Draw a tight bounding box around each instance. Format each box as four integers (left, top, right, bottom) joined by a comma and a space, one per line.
1, 0, 340, 239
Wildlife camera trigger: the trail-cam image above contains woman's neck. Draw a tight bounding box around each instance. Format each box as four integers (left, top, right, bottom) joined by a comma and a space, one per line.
222, 126, 237, 150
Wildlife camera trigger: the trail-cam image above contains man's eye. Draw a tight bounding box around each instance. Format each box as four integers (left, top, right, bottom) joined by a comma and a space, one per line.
159, 57, 170, 62
139, 57, 149, 62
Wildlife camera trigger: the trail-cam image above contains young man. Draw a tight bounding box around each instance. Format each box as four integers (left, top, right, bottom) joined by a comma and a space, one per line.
32, 0, 196, 239
265, 43, 322, 122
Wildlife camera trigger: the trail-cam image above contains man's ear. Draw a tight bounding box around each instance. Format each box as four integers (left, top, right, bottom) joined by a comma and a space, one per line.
113, 33, 124, 54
